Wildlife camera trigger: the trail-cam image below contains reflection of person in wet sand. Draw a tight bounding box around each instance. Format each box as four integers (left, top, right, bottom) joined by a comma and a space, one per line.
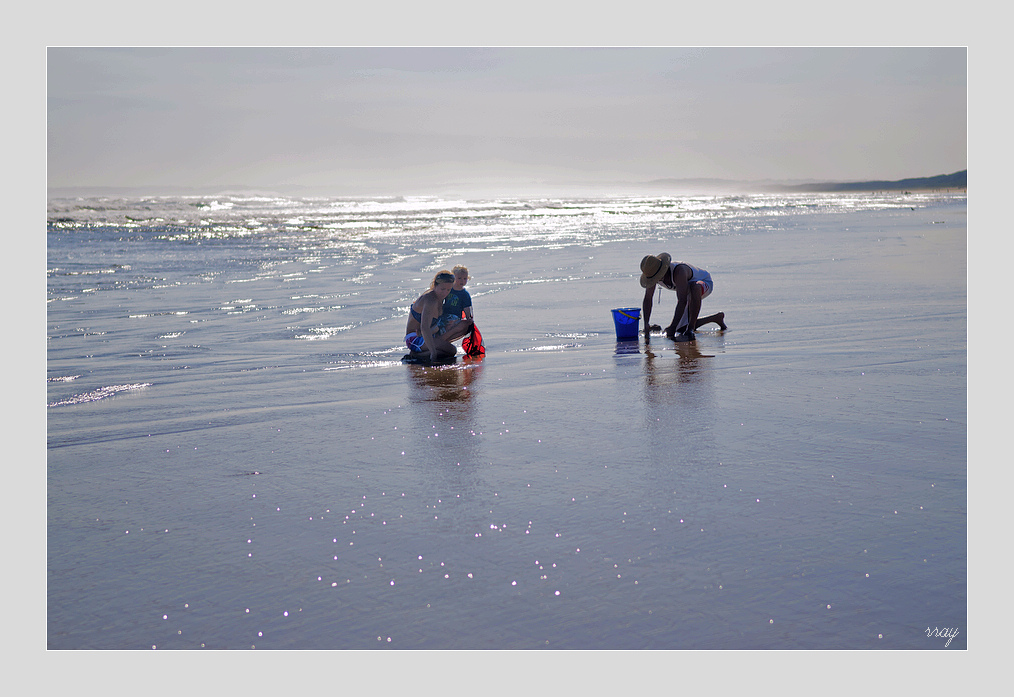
406, 361, 484, 459
643, 342, 713, 387
405, 271, 474, 362
406, 360, 483, 405
641, 341, 717, 450
639, 253, 727, 341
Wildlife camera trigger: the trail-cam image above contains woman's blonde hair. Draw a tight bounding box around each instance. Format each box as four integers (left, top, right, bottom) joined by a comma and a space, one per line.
430, 270, 455, 289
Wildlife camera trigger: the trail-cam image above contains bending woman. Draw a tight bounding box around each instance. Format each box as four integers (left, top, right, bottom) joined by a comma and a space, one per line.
405, 270, 474, 361
639, 253, 726, 341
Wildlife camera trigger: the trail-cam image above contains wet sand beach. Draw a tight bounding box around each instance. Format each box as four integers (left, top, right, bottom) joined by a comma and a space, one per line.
47, 197, 966, 651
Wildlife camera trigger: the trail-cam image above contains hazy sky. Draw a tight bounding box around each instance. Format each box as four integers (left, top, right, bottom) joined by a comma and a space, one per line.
47, 47, 966, 194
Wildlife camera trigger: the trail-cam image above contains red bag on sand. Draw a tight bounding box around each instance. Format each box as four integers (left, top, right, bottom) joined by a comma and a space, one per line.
462, 324, 485, 357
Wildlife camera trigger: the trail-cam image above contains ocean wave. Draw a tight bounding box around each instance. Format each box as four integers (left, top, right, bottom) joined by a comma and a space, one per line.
294, 325, 356, 340
48, 382, 152, 407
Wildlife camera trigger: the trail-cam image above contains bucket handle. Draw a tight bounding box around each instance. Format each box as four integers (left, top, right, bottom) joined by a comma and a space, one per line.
616, 310, 639, 320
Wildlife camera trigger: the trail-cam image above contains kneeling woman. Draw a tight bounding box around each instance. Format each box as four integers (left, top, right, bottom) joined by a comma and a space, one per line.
405, 270, 474, 361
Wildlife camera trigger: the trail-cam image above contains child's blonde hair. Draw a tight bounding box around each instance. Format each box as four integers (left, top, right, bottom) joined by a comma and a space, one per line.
451, 265, 469, 276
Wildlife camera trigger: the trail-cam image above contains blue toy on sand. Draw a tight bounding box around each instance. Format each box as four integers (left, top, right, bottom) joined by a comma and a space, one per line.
611, 307, 640, 340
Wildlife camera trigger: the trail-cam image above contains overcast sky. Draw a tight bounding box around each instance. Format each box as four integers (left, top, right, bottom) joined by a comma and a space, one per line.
47, 47, 966, 195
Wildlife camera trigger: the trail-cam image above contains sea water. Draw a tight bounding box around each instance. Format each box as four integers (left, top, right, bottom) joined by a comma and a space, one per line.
47, 192, 966, 649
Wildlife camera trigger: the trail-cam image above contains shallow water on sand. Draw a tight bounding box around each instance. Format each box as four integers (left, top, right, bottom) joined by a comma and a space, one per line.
47, 197, 965, 649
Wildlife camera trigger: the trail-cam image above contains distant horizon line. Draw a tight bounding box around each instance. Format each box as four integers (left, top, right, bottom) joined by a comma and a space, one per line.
48, 169, 967, 199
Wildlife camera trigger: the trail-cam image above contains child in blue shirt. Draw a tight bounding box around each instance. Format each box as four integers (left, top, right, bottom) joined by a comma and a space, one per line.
442, 265, 473, 322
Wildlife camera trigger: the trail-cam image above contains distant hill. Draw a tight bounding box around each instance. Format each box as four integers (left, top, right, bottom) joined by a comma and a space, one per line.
781, 170, 966, 193
639, 170, 966, 194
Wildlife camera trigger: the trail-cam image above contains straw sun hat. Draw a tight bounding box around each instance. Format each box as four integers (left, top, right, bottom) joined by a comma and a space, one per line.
639, 253, 672, 288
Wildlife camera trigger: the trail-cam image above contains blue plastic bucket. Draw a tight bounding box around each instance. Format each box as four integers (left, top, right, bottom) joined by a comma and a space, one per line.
611, 307, 640, 340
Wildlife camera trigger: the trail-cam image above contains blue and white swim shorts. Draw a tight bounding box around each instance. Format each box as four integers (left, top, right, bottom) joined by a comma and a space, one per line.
405, 332, 425, 353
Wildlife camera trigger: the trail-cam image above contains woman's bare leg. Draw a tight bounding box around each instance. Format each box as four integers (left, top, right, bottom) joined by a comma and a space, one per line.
695, 312, 726, 330
439, 318, 473, 343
